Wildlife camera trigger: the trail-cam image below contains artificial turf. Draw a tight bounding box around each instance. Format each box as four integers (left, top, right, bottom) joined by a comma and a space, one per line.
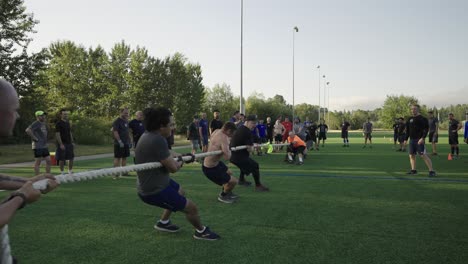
1, 131, 467, 264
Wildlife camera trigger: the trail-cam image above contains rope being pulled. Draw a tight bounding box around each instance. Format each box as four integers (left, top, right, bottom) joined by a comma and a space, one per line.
1, 143, 287, 263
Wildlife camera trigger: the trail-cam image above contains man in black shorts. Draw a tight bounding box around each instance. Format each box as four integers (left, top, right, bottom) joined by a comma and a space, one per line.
230, 115, 269, 191
202, 122, 238, 203
112, 107, 131, 178
427, 110, 439, 155
341, 119, 351, 147
317, 119, 328, 148
404, 104, 436, 177
306, 121, 318, 151
25, 110, 51, 175
392, 119, 399, 149
397, 117, 407, 152
448, 113, 462, 160
135, 107, 219, 240
56, 109, 75, 175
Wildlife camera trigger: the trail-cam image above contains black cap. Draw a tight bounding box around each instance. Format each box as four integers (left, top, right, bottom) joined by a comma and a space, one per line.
245, 115, 257, 122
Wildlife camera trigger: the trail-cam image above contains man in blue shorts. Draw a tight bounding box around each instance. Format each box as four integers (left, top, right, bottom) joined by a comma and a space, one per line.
202, 122, 238, 203
135, 107, 220, 240
198, 112, 209, 152
404, 104, 436, 177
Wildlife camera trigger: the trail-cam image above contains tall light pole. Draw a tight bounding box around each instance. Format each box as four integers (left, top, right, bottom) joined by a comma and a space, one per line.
327, 82, 331, 124
322, 75, 326, 121
317, 65, 321, 121
292, 26, 299, 121
240, 0, 244, 114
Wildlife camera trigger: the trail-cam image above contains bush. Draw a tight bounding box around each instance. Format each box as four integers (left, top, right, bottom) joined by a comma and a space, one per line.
70, 115, 113, 145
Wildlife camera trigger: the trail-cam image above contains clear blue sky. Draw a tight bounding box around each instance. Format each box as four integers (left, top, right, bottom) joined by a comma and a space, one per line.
25, 0, 468, 111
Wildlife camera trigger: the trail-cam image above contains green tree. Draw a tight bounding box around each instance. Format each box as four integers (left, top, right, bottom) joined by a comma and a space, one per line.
379, 95, 419, 128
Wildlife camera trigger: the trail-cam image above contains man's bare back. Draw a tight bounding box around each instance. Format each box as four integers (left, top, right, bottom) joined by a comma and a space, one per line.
203, 129, 231, 168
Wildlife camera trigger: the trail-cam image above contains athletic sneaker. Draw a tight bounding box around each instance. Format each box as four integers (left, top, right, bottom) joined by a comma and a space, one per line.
297, 161, 303, 165
218, 194, 235, 204
428, 171, 436, 177
238, 180, 252, 186
406, 170, 417, 175
154, 221, 180, 233
226, 192, 239, 199
255, 185, 270, 192
431, 153, 438, 156
193, 226, 220, 241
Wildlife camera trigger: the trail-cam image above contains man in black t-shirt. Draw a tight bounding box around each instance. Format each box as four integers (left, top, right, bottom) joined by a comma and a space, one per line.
448, 113, 462, 159
396, 117, 407, 152
230, 115, 269, 191
56, 109, 75, 174
129, 111, 145, 149
392, 119, 399, 148
266, 117, 274, 144
306, 121, 319, 151
317, 120, 328, 148
113, 107, 131, 178
341, 120, 351, 147
404, 104, 436, 177
209, 109, 223, 135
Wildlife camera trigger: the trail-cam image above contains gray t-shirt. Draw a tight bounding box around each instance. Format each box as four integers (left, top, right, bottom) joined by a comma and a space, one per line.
363, 122, 373, 133
428, 117, 438, 133
135, 131, 171, 195
28, 121, 48, 149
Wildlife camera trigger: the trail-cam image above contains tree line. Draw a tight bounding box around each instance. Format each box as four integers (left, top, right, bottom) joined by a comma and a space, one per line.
1, 0, 466, 144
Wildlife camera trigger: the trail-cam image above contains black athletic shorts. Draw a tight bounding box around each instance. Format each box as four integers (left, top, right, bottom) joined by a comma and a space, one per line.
287, 145, 305, 154
318, 132, 327, 140
449, 134, 459, 145
33, 148, 50, 158
428, 132, 438, 143
202, 161, 231, 186
114, 144, 130, 158
56, 144, 74, 161
364, 133, 372, 139
341, 131, 348, 139
230, 157, 259, 175
275, 134, 283, 142
398, 134, 406, 143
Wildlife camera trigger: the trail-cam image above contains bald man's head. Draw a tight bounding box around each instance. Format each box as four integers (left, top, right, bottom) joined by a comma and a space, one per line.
0, 79, 20, 136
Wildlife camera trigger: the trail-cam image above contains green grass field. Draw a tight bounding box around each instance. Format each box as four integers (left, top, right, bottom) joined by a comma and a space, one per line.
1, 131, 467, 264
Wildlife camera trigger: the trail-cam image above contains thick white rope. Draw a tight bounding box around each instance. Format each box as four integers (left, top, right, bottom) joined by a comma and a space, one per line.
1, 143, 287, 262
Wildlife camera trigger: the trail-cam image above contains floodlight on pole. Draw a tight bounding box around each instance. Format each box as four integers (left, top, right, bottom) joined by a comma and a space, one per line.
317, 65, 320, 122
322, 75, 326, 120
240, 0, 244, 114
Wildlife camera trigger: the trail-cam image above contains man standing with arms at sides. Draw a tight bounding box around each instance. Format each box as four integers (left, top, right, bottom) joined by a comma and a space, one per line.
113, 107, 131, 179
266, 117, 274, 144
198, 112, 209, 153
281, 117, 293, 143
0, 79, 58, 262
187, 115, 200, 155
427, 110, 439, 155
341, 119, 351, 147
448, 113, 462, 160
230, 115, 269, 191
397, 117, 407, 152
465, 111, 468, 145
306, 121, 319, 151
392, 119, 400, 149
135, 107, 219, 240
129, 111, 145, 149
317, 119, 328, 148
362, 118, 373, 148
202, 122, 238, 203
56, 109, 75, 175
404, 104, 436, 177
209, 109, 223, 135
25, 110, 51, 175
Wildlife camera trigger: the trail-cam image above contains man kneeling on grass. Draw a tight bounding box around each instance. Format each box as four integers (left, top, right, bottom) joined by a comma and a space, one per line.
135, 107, 220, 240
202, 122, 238, 204
287, 131, 306, 165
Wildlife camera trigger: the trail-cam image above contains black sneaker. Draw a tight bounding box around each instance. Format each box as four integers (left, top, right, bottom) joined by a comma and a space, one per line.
218, 194, 235, 204
193, 227, 220, 241
154, 221, 180, 233
226, 192, 239, 199
297, 161, 304, 165
238, 180, 252, 186
406, 170, 417, 175
428, 171, 436, 177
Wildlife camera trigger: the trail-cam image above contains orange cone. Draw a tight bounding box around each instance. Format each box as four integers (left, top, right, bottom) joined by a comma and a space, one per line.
448, 153, 452, 160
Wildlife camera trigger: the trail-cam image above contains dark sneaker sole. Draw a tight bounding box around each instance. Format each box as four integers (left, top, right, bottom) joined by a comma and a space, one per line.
217, 197, 235, 204
154, 225, 180, 233
193, 235, 220, 241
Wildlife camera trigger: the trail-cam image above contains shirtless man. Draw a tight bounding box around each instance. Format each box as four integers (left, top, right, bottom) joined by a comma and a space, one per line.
202, 122, 238, 203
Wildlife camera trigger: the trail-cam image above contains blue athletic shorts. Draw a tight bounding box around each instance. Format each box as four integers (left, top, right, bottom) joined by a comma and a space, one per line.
408, 139, 426, 155
138, 179, 187, 212
202, 161, 231, 186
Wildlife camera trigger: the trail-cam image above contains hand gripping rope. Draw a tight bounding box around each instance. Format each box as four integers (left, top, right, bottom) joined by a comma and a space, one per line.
0, 143, 288, 262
